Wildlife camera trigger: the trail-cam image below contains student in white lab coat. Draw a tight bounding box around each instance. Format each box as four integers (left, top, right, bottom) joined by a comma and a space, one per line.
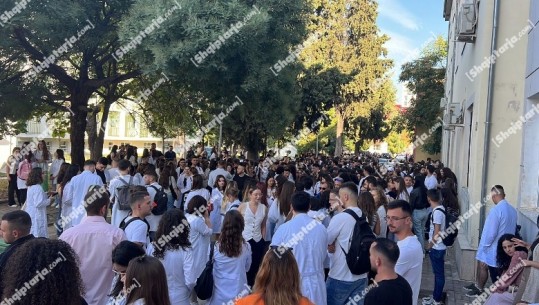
208, 210, 252, 305
69, 160, 103, 226
271, 191, 328, 305
25, 168, 51, 238
147, 209, 196, 305
210, 175, 227, 237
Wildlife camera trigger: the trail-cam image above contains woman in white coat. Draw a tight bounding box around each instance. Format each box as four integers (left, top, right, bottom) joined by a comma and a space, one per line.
147, 209, 196, 305
25, 168, 50, 237
185, 195, 212, 301
210, 175, 227, 237
59, 165, 80, 232
208, 210, 252, 305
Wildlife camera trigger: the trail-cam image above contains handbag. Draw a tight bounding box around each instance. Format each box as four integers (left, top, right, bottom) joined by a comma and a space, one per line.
194, 241, 216, 300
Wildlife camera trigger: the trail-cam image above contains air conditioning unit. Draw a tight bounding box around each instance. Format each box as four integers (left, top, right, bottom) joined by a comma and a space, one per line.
440, 97, 447, 109
456, 1, 477, 42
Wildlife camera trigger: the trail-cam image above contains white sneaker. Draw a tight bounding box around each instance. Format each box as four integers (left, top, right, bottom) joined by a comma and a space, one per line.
422, 297, 443, 305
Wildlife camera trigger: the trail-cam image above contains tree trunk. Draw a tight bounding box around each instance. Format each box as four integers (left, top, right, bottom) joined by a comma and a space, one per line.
70, 107, 88, 166
94, 100, 111, 160
334, 110, 344, 157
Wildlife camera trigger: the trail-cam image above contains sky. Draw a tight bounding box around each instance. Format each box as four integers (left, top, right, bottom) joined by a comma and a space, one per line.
376, 0, 448, 101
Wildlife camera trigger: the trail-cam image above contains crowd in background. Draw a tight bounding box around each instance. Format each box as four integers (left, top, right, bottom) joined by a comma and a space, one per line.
2, 142, 539, 305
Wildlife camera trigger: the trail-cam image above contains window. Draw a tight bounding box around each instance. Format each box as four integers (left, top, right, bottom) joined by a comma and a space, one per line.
108, 112, 120, 137
125, 115, 137, 137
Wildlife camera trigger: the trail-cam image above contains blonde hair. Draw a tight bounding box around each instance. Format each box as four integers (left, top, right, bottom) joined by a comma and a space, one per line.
253, 249, 303, 305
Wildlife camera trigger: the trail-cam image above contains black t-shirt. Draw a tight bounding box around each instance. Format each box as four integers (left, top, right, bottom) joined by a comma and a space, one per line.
233, 174, 250, 201
365, 275, 413, 305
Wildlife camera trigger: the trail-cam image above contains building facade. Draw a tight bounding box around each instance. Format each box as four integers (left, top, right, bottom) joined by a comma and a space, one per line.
13, 101, 169, 161
442, 0, 538, 280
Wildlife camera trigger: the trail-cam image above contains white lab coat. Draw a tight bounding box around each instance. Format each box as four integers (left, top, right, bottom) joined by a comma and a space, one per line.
207, 242, 252, 305
147, 244, 196, 305
271, 213, 328, 305
186, 213, 213, 278
70, 170, 104, 226
210, 188, 224, 234
476, 200, 518, 267
61, 181, 74, 230
27, 185, 50, 237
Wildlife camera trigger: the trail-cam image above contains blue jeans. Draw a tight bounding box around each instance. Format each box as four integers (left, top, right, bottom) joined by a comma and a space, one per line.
413, 208, 429, 252
166, 192, 175, 210
326, 277, 367, 305
429, 249, 446, 302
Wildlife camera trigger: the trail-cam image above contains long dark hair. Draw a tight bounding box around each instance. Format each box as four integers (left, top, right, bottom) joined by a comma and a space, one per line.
56, 163, 71, 186
358, 191, 376, 225
441, 187, 460, 214
214, 174, 227, 191
60, 165, 80, 200
278, 181, 295, 217
496, 234, 527, 273
218, 210, 245, 257
158, 165, 172, 189
2, 239, 85, 305
124, 256, 171, 305
55, 149, 65, 160
152, 209, 191, 259
109, 241, 146, 298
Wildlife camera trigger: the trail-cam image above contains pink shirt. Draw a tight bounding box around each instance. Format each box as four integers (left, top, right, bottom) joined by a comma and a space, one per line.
60, 216, 126, 305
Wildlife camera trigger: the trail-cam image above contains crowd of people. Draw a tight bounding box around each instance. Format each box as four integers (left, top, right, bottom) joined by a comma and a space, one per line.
2, 142, 539, 305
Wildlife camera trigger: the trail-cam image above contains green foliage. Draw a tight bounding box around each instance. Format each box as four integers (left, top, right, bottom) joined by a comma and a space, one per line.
300, 0, 392, 154
119, 0, 310, 157
386, 130, 410, 154
0, 0, 142, 164
399, 36, 447, 155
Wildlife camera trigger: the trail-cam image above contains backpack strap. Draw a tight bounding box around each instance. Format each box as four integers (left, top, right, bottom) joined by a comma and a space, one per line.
343, 208, 362, 222
339, 209, 366, 255
431, 207, 446, 223
149, 185, 163, 192
121, 216, 150, 234
209, 241, 216, 263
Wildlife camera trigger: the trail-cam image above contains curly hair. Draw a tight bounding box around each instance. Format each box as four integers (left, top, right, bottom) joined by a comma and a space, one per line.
1, 239, 85, 305
152, 209, 191, 259
218, 210, 245, 257
26, 167, 43, 186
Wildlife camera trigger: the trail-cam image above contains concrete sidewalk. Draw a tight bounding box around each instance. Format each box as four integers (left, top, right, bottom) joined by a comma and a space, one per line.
420, 246, 474, 305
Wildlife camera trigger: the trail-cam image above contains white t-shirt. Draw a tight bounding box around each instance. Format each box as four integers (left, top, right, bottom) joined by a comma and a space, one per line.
396, 235, 424, 305
429, 206, 447, 251
146, 182, 163, 232
327, 207, 367, 281
124, 217, 150, 248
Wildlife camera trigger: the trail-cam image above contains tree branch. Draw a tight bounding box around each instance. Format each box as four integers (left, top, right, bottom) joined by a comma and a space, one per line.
12, 28, 77, 88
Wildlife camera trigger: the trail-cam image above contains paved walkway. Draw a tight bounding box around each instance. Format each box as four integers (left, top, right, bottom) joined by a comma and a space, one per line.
419, 247, 475, 305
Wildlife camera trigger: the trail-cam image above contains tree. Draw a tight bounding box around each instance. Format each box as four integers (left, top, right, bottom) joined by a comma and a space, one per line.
386, 130, 411, 154
346, 78, 396, 152
301, 0, 392, 156
118, 0, 310, 159
0, 0, 142, 165
399, 36, 447, 155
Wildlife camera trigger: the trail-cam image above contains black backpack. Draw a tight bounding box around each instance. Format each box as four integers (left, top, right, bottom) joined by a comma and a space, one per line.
431, 207, 458, 246
115, 176, 133, 211
149, 185, 168, 216
340, 209, 376, 275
